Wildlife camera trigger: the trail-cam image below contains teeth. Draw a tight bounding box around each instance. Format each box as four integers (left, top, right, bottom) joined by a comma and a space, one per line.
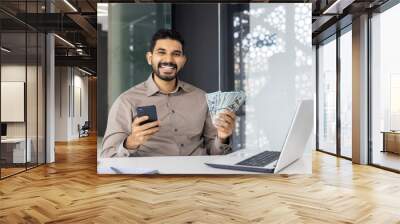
161, 65, 175, 69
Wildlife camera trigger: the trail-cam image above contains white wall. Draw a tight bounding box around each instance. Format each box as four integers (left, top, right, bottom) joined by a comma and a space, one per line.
1, 65, 26, 130
55, 67, 68, 141
1, 65, 39, 138
1, 82, 25, 122
55, 67, 89, 141
1, 65, 27, 142
72, 72, 89, 138
1, 63, 46, 163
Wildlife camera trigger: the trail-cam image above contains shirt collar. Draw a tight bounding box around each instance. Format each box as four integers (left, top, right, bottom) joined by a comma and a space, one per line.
145, 73, 190, 96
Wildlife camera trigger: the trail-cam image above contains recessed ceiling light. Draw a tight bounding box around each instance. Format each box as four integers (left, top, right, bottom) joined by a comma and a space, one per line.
63, 0, 78, 12
54, 34, 75, 48
78, 67, 93, 76
322, 0, 354, 15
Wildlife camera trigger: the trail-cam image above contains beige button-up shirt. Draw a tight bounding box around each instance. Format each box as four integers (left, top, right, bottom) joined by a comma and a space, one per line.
101, 75, 231, 158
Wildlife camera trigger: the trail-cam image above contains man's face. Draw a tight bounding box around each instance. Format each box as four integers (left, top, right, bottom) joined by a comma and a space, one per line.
146, 39, 186, 81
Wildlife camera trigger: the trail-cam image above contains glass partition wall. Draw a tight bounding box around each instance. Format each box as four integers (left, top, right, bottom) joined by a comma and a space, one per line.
339, 27, 352, 159
0, 1, 46, 179
97, 3, 172, 155
230, 3, 314, 152
370, 3, 400, 172
316, 1, 400, 172
316, 26, 352, 159
317, 35, 337, 155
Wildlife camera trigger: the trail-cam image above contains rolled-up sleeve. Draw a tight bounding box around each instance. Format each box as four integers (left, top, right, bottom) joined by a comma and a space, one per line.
101, 95, 134, 158
203, 109, 232, 155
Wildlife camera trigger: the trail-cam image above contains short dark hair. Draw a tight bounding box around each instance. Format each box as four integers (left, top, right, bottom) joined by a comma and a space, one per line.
149, 29, 185, 54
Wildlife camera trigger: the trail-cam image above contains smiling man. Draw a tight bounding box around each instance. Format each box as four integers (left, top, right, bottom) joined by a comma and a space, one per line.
101, 29, 236, 157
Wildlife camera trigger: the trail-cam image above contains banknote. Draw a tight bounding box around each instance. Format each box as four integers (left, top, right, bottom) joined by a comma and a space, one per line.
205, 91, 246, 122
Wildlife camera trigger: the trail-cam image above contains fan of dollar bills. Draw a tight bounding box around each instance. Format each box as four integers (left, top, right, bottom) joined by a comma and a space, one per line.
205, 91, 246, 122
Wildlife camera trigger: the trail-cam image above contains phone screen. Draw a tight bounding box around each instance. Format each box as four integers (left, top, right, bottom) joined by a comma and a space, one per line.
136, 105, 158, 125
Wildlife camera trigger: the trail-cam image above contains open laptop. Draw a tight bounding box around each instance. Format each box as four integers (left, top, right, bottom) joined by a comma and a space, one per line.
205, 99, 314, 173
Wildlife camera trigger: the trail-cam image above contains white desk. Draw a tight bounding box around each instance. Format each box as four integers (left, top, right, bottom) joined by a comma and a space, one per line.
1, 138, 31, 163
98, 153, 311, 175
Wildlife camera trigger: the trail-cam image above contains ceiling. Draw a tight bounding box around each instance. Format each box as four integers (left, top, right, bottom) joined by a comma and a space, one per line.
0, 0, 394, 75
1, 0, 97, 74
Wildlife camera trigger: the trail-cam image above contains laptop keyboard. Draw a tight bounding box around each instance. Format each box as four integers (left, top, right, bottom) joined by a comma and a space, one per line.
236, 151, 281, 167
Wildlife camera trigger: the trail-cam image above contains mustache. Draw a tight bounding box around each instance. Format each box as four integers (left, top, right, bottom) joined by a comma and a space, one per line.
158, 62, 177, 69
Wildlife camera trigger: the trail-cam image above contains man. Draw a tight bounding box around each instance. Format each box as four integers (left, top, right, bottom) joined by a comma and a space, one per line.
101, 29, 236, 157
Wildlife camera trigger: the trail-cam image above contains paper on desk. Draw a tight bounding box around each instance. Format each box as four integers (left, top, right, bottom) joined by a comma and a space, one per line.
97, 163, 158, 174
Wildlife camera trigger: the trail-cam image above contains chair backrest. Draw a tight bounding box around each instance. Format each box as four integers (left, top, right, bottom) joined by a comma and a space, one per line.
82, 121, 90, 129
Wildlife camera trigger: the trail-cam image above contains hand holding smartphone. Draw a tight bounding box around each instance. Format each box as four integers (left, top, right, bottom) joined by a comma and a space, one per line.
124, 105, 160, 150
136, 105, 158, 125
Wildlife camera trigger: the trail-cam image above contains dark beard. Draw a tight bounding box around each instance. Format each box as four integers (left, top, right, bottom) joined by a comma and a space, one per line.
153, 62, 178, 81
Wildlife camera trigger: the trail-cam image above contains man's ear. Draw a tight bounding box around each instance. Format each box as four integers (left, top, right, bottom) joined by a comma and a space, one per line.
146, 52, 152, 65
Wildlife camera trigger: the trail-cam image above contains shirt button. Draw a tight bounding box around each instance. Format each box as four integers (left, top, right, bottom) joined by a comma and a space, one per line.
174, 128, 178, 132
171, 110, 175, 113
180, 143, 184, 147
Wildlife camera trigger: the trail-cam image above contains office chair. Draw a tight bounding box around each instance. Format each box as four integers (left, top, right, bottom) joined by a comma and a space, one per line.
79, 121, 90, 138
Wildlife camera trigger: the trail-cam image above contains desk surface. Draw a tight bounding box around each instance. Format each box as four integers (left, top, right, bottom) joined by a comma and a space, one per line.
381, 131, 400, 134
1, 138, 26, 143
98, 153, 311, 175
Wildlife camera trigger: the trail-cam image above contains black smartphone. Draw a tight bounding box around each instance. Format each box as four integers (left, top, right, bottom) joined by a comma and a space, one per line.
136, 105, 158, 125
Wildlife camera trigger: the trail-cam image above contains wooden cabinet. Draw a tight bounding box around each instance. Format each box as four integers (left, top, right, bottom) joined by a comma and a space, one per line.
382, 132, 400, 154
